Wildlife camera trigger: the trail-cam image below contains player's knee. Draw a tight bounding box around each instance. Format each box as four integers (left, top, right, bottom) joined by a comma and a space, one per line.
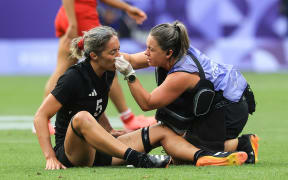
73, 111, 94, 128
144, 124, 171, 151
157, 124, 175, 138
158, 124, 183, 146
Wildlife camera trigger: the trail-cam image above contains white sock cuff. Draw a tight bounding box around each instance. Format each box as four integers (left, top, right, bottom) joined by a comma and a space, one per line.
120, 108, 133, 120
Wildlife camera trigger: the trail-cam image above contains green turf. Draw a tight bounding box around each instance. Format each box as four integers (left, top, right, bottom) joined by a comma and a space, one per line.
0, 73, 288, 179
0, 74, 156, 116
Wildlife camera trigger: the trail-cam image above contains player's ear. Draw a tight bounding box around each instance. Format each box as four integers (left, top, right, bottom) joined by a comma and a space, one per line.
90, 52, 98, 60
166, 49, 173, 58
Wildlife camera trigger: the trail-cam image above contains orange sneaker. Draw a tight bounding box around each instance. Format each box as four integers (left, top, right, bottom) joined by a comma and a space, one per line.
196, 151, 248, 166
121, 113, 157, 130
238, 134, 259, 164
250, 134, 259, 163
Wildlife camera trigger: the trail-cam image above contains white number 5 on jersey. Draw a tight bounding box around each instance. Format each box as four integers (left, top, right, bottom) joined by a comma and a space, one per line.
94, 99, 103, 117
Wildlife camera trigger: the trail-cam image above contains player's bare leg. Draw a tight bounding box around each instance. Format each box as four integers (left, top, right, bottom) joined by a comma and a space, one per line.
113, 124, 247, 166
44, 36, 78, 98
65, 111, 170, 168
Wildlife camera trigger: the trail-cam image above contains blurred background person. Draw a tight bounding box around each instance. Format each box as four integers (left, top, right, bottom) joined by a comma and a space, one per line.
98, 5, 132, 38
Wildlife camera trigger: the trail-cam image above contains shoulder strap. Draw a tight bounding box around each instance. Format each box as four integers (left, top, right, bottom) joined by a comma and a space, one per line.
155, 67, 168, 86
187, 51, 206, 79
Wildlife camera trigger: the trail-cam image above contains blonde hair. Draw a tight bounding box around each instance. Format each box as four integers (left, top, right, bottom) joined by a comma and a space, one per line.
70, 26, 118, 59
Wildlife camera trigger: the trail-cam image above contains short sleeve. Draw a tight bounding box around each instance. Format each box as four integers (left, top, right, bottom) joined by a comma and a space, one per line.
51, 69, 81, 105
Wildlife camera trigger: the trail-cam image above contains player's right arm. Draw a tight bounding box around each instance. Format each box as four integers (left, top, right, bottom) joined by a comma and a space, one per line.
121, 51, 149, 70
34, 94, 66, 170
100, 0, 147, 24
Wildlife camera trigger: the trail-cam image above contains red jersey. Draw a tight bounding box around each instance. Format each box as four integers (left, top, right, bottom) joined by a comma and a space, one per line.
55, 0, 101, 37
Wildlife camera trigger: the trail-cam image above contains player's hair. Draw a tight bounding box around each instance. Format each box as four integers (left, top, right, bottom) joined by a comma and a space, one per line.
70, 26, 118, 59
150, 20, 190, 62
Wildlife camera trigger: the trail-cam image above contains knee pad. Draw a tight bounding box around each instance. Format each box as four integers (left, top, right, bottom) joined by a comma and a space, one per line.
141, 127, 152, 153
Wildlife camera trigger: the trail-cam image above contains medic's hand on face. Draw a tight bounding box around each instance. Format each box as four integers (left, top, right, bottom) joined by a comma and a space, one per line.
115, 55, 135, 78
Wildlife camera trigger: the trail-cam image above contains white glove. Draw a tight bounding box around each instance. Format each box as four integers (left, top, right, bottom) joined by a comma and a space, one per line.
115, 55, 135, 78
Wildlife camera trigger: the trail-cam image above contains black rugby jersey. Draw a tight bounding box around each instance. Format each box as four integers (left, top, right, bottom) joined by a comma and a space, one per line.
51, 59, 115, 150
155, 67, 194, 118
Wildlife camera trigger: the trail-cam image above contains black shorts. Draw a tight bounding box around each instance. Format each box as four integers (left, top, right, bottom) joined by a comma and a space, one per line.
184, 99, 249, 151
54, 145, 112, 168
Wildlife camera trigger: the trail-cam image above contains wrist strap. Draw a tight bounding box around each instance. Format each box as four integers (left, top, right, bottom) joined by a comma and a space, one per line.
124, 72, 136, 80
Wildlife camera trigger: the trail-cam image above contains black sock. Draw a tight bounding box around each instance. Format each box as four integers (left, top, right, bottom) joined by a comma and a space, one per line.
237, 136, 247, 151
124, 148, 142, 166
193, 150, 206, 165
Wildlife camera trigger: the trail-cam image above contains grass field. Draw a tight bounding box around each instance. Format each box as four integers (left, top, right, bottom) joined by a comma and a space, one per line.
0, 73, 288, 179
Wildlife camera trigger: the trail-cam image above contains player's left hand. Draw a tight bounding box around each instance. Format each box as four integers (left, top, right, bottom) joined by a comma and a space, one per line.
126, 6, 147, 24
45, 156, 67, 170
110, 129, 132, 137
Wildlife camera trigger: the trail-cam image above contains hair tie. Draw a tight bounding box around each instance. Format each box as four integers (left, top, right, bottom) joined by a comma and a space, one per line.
77, 38, 84, 50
